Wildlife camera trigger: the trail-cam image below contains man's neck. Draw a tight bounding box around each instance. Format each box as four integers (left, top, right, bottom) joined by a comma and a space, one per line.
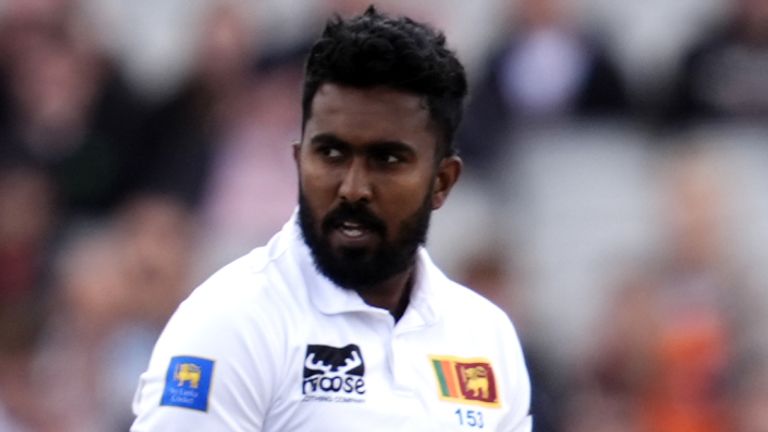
356, 269, 415, 322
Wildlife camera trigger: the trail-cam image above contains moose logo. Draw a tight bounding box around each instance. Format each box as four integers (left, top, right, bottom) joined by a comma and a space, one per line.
302, 344, 366, 400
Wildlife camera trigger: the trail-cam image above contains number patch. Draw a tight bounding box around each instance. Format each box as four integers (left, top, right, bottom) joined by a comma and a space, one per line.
455, 408, 484, 428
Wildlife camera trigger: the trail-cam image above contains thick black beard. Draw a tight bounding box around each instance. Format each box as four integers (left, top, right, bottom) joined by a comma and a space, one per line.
298, 189, 432, 292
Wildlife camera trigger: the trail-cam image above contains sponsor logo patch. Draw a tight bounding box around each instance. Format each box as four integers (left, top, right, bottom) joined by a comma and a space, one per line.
161, 356, 215, 411
302, 344, 366, 403
430, 355, 500, 407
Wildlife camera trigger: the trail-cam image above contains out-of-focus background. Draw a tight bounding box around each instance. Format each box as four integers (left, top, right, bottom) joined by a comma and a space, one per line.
0, 0, 767, 430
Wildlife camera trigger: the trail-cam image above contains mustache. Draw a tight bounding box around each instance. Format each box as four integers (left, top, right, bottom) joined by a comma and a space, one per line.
321, 202, 386, 235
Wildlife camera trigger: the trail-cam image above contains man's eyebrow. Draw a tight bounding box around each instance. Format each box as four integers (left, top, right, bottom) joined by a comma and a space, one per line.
310, 133, 414, 153
309, 133, 349, 147
366, 140, 415, 155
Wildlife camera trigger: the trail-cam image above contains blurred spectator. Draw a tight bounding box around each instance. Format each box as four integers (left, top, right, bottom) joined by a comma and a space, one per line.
456, 0, 629, 173
138, 0, 262, 209
572, 146, 751, 432
135, 0, 301, 273
0, 298, 48, 431
0, 7, 150, 219
666, 0, 768, 125
195, 63, 301, 274
31, 223, 129, 431
0, 166, 54, 304
113, 195, 195, 326
32, 195, 193, 431
105, 195, 196, 429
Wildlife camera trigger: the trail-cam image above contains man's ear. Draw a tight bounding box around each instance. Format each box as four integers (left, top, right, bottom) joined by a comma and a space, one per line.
432, 155, 462, 210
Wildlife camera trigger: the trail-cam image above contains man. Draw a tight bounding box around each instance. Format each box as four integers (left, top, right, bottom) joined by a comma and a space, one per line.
131, 7, 531, 431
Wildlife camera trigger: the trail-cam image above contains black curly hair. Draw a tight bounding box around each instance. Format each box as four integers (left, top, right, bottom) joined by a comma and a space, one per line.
302, 6, 468, 158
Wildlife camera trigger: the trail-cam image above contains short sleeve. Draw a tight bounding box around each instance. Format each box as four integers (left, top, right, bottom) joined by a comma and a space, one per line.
131, 284, 281, 432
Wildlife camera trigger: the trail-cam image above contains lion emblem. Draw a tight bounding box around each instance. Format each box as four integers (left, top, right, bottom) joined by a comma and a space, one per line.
175, 363, 202, 388
462, 365, 489, 399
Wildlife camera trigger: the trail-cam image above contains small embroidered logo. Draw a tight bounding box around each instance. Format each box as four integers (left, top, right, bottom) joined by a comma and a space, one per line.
161, 356, 215, 412
430, 355, 500, 407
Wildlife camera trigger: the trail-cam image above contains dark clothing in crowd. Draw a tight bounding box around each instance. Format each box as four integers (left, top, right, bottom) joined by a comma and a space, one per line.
667, 25, 768, 125
457, 31, 629, 171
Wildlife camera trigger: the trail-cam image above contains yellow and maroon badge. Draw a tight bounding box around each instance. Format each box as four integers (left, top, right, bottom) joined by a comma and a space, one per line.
429, 355, 500, 407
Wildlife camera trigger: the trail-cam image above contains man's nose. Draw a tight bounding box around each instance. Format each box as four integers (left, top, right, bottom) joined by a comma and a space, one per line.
338, 157, 372, 203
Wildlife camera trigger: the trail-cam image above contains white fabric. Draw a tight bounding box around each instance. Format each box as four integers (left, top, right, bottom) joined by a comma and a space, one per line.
131, 213, 531, 431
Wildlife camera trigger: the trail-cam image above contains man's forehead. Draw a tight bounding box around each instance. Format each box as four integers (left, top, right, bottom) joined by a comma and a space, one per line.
305, 83, 435, 141
311, 83, 428, 113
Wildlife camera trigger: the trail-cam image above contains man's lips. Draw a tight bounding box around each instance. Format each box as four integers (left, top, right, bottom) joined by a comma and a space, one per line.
339, 221, 367, 238
321, 203, 387, 248
324, 212, 385, 236
327, 218, 383, 248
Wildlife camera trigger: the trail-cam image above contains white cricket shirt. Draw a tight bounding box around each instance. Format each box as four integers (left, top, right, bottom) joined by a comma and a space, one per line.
131, 214, 532, 431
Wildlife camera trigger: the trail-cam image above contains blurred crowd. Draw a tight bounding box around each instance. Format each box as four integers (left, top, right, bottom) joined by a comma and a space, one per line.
0, 0, 767, 430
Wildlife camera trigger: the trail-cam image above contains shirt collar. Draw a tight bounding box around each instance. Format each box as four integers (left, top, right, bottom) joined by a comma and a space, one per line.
283, 210, 442, 328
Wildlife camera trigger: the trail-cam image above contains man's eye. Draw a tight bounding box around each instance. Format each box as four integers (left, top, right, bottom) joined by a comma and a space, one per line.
372, 152, 403, 165
320, 147, 343, 159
